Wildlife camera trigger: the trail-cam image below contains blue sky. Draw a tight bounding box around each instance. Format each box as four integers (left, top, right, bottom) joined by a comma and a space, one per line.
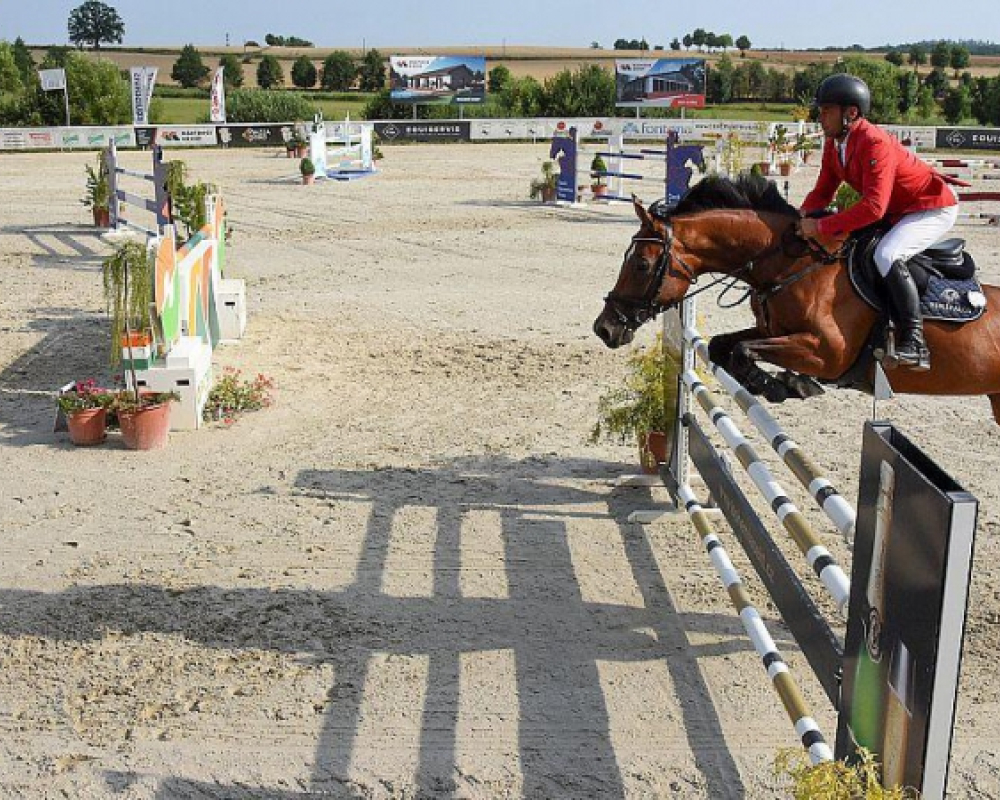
2, 0, 998, 50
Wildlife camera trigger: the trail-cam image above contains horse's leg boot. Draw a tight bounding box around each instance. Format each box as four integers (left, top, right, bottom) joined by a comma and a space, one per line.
885, 260, 930, 371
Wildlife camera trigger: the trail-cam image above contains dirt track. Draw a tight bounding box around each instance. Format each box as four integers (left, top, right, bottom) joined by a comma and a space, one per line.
2, 143, 1000, 798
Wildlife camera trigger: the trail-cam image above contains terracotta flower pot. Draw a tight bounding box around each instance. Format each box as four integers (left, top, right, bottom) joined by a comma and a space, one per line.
92, 206, 111, 227
757, 161, 772, 176
119, 402, 171, 450
779, 162, 792, 176
67, 407, 107, 446
302, 174, 315, 185
639, 430, 671, 475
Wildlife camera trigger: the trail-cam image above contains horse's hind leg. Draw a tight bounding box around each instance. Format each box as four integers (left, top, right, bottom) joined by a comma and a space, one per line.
990, 394, 1000, 424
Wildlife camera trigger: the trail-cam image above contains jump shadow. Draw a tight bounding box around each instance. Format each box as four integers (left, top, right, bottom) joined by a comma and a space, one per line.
0, 311, 111, 446
0, 455, 755, 797
0, 223, 108, 266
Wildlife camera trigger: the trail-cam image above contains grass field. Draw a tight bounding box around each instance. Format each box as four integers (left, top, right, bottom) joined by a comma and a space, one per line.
153, 96, 371, 124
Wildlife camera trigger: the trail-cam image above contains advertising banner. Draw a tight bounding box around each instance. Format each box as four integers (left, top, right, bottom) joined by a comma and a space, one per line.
210, 67, 226, 123
130, 67, 157, 125
836, 422, 977, 797
936, 127, 1000, 152
374, 121, 471, 142
615, 59, 706, 108
389, 56, 486, 104
217, 124, 289, 147
58, 127, 135, 149
136, 125, 218, 147
38, 68, 66, 91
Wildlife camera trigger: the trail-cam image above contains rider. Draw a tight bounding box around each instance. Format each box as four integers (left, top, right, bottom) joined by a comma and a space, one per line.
796, 73, 962, 371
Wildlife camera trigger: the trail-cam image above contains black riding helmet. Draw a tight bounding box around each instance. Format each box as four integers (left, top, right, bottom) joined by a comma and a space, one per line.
815, 74, 871, 116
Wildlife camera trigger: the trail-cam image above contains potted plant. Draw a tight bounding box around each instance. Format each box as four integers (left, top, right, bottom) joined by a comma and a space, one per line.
101, 240, 174, 449
770, 124, 793, 175
56, 379, 113, 446
794, 132, 816, 165
286, 128, 309, 158
590, 153, 608, 198
82, 148, 111, 227
110, 389, 179, 450
529, 160, 558, 203
590, 333, 682, 474
300, 156, 317, 186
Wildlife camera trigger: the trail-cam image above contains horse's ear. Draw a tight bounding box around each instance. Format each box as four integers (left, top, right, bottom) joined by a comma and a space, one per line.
632, 195, 650, 225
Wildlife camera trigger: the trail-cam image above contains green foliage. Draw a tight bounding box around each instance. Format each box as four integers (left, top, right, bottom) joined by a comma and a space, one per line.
102, 240, 154, 365
528, 160, 557, 200
736, 35, 752, 53
82, 148, 110, 210
256, 55, 284, 89
224, 88, 317, 123
943, 84, 972, 123
203, 368, 275, 423
320, 51, 357, 91
299, 156, 315, 176
57, 379, 113, 413
590, 153, 607, 186
923, 67, 948, 98
172, 44, 210, 88
542, 64, 615, 116
11, 38, 34, 83
590, 334, 681, 445
264, 34, 312, 47
833, 182, 862, 211
0, 42, 23, 94
950, 45, 970, 75
291, 55, 317, 89
488, 65, 511, 93
884, 50, 905, 67
63, 51, 131, 125
218, 53, 244, 88
837, 56, 902, 123
67, 0, 124, 50
773, 747, 916, 799
358, 49, 386, 92
164, 159, 216, 240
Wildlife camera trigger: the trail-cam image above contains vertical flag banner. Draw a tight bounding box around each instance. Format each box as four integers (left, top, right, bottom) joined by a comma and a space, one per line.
210, 67, 226, 123
131, 67, 158, 125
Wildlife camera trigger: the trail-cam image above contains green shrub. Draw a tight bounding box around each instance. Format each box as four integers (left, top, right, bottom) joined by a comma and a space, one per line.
224, 88, 318, 123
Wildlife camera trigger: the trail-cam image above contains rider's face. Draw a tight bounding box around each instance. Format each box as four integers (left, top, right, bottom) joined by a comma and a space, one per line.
817, 104, 846, 139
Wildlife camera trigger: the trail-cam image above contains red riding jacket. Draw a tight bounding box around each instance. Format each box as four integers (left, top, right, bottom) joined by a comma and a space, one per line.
800, 118, 962, 238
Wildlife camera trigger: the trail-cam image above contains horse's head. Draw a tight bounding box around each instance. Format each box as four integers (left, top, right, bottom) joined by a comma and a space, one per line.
593, 197, 693, 349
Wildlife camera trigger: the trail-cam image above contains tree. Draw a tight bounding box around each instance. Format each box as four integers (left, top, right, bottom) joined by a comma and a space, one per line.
707, 52, 734, 103
735, 35, 751, 56
218, 53, 244, 88
885, 50, 904, 67
291, 55, 317, 89
682, 34, 693, 50
64, 50, 130, 124
256, 55, 283, 89
541, 65, 615, 116
718, 34, 734, 51
171, 44, 210, 88
320, 51, 356, 91
670, 38, 681, 51
11, 38, 34, 84
488, 65, 511, 93
908, 44, 927, 69
898, 69, 920, 115
358, 49, 385, 92
691, 28, 707, 51
924, 67, 949, 98
0, 44, 23, 94
67, 0, 124, 50
930, 41, 951, 70
943, 84, 971, 123
950, 45, 970, 77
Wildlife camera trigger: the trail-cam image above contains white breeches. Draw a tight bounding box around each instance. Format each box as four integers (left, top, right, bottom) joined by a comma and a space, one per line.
873, 201, 959, 277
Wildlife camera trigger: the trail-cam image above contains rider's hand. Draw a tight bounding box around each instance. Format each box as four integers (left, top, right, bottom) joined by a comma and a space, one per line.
797, 217, 820, 241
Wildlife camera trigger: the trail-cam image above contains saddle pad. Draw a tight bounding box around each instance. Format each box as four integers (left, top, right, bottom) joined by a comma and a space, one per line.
849, 258, 986, 323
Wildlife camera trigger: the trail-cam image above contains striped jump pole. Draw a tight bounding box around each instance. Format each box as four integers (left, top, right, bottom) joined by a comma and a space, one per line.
682, 369, 852, 616
678, 482, 834, 765
684, 328, 857, 542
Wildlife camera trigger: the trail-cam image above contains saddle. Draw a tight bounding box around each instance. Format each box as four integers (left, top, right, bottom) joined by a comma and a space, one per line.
845, 225, 986, 322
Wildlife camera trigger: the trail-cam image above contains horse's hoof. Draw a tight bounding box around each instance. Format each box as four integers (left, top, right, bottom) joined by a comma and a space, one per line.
780, 371, 826, 399
763, 381, 789, 403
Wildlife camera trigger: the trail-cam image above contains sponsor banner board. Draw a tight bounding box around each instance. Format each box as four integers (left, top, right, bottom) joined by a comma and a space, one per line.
616, 59, 706, 108
936, 127, 1000, 152
136, 125, 218, 147
374, 121, 471, 142
217, 124, 289, 147
58, 127, 135, 149
390, 56, 486, 104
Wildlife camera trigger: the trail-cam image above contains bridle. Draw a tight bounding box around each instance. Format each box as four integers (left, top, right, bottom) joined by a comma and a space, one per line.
602, 216, 820, 332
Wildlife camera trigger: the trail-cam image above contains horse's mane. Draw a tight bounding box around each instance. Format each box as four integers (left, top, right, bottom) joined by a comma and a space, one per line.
660, 173, 799, 218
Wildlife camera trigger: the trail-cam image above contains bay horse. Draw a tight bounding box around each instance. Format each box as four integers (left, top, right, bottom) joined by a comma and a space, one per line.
593, 174, 1000, 422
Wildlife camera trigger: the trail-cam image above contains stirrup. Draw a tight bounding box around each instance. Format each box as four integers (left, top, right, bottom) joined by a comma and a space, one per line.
895, 345, 931, 371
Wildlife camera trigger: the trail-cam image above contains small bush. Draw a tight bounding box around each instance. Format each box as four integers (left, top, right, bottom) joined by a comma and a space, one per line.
203, 368, 275, 424
224, 88, 318, 123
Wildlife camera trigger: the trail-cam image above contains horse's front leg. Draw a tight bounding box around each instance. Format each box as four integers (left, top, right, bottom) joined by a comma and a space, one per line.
736, 332, 831, 401
707, 328, 764, 374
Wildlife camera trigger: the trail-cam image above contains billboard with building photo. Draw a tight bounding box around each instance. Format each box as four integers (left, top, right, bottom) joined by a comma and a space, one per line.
389, 56, 487, 104
615, 58, 706, 108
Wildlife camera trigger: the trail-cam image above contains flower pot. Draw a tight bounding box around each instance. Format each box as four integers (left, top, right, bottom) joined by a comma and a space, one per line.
779, 162, 793, 176
92, 206, 111, 227
592, 184, 608, 198
302, 174, 315, 186
67, 407, 107, 446
286, 147, 297, 159
296, 145, 309, 158
638, 430, 671, 475
757, 161, 772, 176
541, 186, 556, 203
119, 402, 171, 450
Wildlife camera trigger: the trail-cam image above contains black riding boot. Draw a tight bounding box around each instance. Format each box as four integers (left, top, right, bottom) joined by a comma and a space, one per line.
884, 259, 930, 371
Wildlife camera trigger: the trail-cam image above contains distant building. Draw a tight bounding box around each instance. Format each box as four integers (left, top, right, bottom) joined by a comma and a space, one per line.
399, 64, 477, 93
622, 69, 695, 102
